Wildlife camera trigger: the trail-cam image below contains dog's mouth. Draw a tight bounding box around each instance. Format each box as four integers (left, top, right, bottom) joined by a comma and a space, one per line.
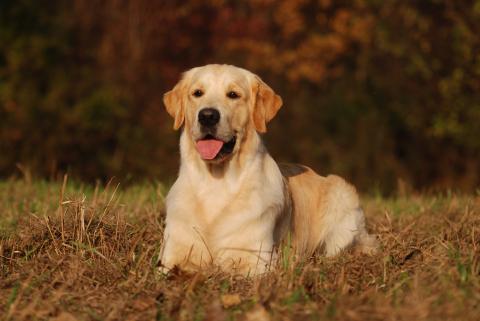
195, 134, 236, 161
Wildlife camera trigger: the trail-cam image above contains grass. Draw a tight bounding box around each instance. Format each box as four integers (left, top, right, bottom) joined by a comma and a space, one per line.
0, 179, 479, 321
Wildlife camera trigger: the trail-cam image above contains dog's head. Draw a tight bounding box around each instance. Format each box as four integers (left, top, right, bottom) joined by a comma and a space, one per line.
163, 64, 282, 163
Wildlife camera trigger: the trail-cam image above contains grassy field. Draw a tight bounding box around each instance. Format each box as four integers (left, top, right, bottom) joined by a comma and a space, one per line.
0, 179, 479, 321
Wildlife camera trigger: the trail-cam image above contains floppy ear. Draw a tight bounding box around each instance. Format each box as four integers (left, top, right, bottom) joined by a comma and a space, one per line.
252, 76, 283, 133
163, 80, 186, 130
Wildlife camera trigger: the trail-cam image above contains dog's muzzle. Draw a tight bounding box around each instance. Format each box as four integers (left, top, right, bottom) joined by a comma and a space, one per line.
195, 107, 236, 161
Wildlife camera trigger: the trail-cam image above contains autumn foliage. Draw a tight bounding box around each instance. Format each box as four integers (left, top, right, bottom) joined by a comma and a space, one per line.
1, 0, 479, 192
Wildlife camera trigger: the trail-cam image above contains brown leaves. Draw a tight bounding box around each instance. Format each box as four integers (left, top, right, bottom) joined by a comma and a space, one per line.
3, 1, 480, 191
51, 312, 78, 321
220, 293, 242, 308
242, 305, 270, 321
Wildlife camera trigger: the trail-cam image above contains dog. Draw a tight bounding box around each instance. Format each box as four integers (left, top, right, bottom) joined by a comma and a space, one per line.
160, 64, 376, 275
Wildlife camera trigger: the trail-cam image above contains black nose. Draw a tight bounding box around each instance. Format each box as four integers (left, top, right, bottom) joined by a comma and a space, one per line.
198, 108, 220, 127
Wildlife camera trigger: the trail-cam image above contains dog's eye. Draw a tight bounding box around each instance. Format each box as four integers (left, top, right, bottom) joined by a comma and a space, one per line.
226, 91, 240, 99
192, 89, 203, 98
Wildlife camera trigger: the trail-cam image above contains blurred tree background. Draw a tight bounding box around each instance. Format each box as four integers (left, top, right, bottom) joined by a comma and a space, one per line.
1, 0, 479, 194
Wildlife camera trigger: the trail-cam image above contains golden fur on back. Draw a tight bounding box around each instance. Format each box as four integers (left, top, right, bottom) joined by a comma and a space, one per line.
160, 64, 376, 275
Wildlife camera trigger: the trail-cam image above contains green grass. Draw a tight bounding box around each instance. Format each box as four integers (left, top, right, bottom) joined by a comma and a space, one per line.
0, 179, 479, 320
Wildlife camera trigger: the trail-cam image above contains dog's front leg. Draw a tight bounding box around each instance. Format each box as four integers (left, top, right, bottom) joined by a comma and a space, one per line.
160, 224, 212, 273
213, 212, 279, 276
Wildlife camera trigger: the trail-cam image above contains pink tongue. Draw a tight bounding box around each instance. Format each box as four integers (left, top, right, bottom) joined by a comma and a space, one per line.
196, 139, 224, 160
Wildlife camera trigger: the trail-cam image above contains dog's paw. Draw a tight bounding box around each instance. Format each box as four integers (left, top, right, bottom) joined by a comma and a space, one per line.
354, 233, 379, 255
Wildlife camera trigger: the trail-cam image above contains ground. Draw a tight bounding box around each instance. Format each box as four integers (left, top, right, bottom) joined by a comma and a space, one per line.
0, 179, 479, 321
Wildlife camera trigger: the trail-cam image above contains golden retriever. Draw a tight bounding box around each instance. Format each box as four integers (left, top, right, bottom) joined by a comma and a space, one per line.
160, 64, 376, 275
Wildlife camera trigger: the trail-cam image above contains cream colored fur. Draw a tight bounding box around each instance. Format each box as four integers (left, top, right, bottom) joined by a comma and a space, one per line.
160, 64, 376, 275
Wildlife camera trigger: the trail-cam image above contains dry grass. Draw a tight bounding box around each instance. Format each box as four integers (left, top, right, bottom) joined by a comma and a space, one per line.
0, 179, 479, 321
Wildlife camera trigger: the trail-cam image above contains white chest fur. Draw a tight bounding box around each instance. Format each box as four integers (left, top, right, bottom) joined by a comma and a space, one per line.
161, 138, 285, 272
